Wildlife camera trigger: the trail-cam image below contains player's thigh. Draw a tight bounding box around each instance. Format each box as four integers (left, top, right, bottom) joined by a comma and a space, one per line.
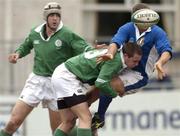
48, 109, 61, 122
59, 108, 75, 123
10, 100, 33, 121
86, 88, 100, 106
19, 72, 46, 107
71, 102, 91, 120
48, 109, 61, 128
119, 69, 143, 85
118, 69, 144, 92
63, 94, 90, 119
52, 64, 87, 98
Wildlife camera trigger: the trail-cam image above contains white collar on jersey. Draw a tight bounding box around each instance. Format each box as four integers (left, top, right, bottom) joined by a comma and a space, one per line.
119, 48, 127, 69
34, 21, 63, 33
34, 21, 63, 41
134, 24, 151, 40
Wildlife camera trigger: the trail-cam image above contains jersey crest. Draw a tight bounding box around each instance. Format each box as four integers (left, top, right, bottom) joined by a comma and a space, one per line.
55, 39, 62, 49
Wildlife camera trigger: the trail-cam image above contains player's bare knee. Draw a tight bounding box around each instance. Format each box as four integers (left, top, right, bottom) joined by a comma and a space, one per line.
69, 118, 76, 130
61, 120, 75, 131
80, 112, 92, 124
62, 116, 76, 128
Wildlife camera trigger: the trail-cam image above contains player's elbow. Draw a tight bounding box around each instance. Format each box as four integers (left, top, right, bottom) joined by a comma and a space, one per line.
95, 81, 103, 90
95, 81, 117, 98
110, 76, 125, 96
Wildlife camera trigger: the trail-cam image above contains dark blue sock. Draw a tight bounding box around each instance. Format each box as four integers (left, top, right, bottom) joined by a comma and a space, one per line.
97, 94, 113, 121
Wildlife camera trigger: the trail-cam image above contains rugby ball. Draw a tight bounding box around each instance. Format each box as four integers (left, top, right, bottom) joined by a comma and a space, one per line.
131, 9, 160, 28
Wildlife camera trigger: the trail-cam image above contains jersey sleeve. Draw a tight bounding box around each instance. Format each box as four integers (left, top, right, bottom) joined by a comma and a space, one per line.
15, 33, 33, 58
95, 53, 122, 97
111, 23, 133, 48
154, 26, 172, 58
70, 33, 93, 56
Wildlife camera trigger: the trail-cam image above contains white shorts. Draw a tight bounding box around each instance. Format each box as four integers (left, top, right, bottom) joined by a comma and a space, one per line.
52, 63, 89, 98
19, 72, 58, 111
118, 68, 147, 95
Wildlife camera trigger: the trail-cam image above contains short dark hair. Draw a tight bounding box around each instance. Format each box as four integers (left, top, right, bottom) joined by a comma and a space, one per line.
132, 3, 150, 14
122, 42, 142, 58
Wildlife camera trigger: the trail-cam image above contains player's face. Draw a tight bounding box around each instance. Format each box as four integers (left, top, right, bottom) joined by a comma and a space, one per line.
136, 24, 149, 32
124, 53, 142, 68
47, 13, 61, 31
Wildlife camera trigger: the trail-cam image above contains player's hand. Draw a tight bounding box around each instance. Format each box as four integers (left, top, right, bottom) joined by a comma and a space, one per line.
8, 53, 20, 63
96, 53, 113, 64
154, 62, 166, 80
93, 42, 109, 49
94, 43, 111, 63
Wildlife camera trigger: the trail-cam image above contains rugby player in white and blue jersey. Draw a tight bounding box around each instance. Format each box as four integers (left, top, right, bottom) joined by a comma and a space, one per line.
92, 3, 172, 130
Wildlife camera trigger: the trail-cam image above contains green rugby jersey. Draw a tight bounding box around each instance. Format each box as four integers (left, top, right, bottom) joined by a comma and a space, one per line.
65, 49, 125, 97
15, 22, 91, 76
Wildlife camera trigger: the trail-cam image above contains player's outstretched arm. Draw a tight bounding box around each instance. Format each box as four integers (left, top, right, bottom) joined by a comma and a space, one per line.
155, 51, 171, 80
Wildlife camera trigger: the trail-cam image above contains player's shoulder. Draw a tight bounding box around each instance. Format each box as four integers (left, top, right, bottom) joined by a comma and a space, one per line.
151, 25, 167, 34
151, 25, 162, 30
120, 22, 134, 28
110, 51, 122, 64
118, 22, 135, 32
56, 25, 79, 39
59, 25, 74, 34
30, 23, 45, 34
110, 51, 123, 70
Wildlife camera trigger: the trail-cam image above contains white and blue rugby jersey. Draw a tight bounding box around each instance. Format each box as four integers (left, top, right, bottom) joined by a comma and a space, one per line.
111, 22, 172, 91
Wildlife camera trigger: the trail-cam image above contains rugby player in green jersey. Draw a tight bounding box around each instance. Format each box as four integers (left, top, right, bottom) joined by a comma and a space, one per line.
0, 2, 92, 136
51, 42, 142, 136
